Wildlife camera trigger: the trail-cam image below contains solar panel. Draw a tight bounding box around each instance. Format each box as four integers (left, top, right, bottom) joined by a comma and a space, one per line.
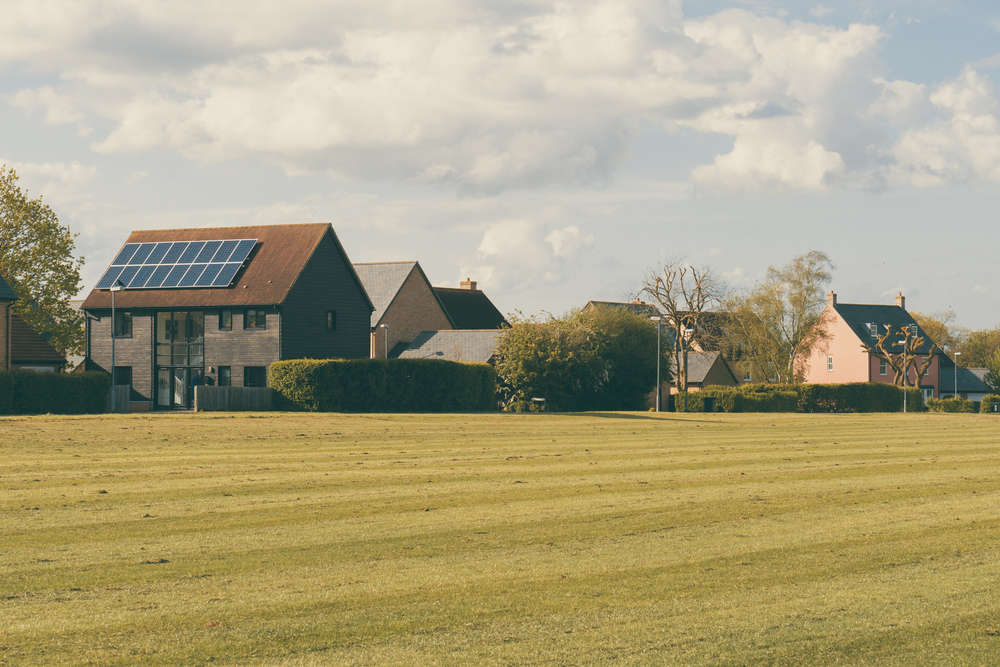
95, 239, 257, 290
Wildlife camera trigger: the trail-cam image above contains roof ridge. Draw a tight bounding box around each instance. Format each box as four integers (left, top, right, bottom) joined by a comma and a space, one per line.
352, 260, 419, 266
129, 222, 331, 234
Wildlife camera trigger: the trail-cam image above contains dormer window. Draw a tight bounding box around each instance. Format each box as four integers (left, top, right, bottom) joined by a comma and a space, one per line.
867, 323, 878, 340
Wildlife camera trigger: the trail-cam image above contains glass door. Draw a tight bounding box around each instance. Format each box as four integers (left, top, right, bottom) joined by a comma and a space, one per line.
157, 369, 171, 408
173, 368, 188, 408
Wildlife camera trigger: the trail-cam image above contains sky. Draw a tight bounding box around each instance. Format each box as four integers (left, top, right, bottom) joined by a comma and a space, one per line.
2, 0, 999, 329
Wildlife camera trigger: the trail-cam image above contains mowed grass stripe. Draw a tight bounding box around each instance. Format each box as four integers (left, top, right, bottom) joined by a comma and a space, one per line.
1, 412, 999, 664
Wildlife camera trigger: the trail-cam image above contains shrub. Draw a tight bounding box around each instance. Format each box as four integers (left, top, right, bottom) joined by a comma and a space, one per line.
927, 397, 976, 413
981, 395, 1000, 414
674, 382, 924, 413
0, 370, 110, 415
268, 358, 497, 413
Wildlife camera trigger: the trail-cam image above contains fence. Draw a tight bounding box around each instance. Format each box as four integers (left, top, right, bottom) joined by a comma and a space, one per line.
194, 386, 273, 412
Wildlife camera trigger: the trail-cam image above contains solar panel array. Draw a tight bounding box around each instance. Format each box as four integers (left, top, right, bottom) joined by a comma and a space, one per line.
95, 239, 257, 290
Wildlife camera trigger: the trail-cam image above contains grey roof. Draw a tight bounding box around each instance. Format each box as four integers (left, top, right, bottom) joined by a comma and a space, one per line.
834, 303, 936, 355
397, 329, 505, 363
942, 367, 992, 394
433, 287, 508, 329
670, 351, 737, 385
352, 261, 419, 327
0, 274, 15, 301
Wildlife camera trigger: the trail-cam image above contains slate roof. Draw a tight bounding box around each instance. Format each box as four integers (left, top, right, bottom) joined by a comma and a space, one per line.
0, 274, 15, 301
83, 223, 373, 311
10, 313, 65, 365
397, 329, 505, 363
434, 287, 508, 330
942, 367, 992, 394
670, 351, 737, 385
352, 261, 448, 328
833, 303, 936, 354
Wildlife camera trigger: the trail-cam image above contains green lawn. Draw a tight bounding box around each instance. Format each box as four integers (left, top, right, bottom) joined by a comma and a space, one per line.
2, 412, 1000, 665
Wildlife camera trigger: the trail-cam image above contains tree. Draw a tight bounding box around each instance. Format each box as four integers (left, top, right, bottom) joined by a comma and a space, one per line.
724, 251, 833, 384
640, 263, 722, 406
493, 308, 664, 412
0, 165, 84, 354
862, 324, 938, 387
910, 310, 966, 353
957, 328, 1000, 367
985, 349, 1000, 393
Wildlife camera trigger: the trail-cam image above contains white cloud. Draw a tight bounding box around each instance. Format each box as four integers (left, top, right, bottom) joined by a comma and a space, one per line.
545, 225, 594, 258
809, 5, 834, 19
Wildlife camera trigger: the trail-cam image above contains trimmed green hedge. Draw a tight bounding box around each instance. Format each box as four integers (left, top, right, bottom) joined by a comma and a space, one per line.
981, 395, 1000, 414
0, 370, 110, 415
269, 358, 497, 412
927, 397, 977, 413
675, 382, 925, 413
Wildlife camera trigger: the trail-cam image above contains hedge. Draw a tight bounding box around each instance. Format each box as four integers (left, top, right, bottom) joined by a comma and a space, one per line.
927, 397, 977, 413
0, 370, 110, 415
674, 382, 925, 413
268, 358, 497, 412
981, 395, 1000, 414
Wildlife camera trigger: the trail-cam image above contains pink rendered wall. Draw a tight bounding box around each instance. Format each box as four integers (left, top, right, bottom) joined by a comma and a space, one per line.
800, 307, 871, 384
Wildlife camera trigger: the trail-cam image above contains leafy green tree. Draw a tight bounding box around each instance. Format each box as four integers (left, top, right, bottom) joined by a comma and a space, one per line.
724, 251, 833, 384
910, 310, 966, 353
957, 328, 1000, 367
985, 349, 1000, 393
493, 307, 664, 412
0, 165, 84, 354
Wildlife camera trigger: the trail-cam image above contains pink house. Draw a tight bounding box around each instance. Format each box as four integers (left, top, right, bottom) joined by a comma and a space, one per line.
799, 292, 942, 401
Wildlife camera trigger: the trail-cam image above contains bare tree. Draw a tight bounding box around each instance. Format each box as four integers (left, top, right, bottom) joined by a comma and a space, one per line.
863, 324, 938, 388
641, 264, 723, 406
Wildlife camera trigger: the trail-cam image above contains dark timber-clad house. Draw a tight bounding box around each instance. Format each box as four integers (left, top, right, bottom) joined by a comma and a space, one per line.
82, 223, 373, 410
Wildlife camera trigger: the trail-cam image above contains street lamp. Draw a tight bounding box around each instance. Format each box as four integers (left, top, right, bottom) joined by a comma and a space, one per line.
650, 315, 663, 412
109, 279, 124, 412
899, 327, 910, 414
378, 323, 389, 359
954, 351, 961, 398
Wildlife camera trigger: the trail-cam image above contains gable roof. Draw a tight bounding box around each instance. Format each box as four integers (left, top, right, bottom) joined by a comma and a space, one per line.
945, 367, 992, 394
434, 286, 508, 329
82, 223, 372, 311
833, 302, 936, 355
0, 274, 15, 301
671, 351, 738, 386
10, 313, 65, 365
397, 329, 505, 363
352, 261, 447, 328
583, 300, 661, 317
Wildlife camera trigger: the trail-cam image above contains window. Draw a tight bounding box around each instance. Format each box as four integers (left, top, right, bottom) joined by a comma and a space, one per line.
743, 370, 751, 382
827, 355, 834, 371
245, 309, 267, 329
218, 366, 231, 387
326, 310, 337, 331
879, 359, 888, 375
244, 366, 267, 387
112, 366, 132, 386
219, 309, 232, 331
113, 311, 132, 338
867, 323, 878, 340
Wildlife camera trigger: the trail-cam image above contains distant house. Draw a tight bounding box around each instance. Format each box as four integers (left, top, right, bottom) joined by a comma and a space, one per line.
353, 261, 453, 358
583, 299, 660, 318
82, 223, 373, 410
433, 279, 508, 330
398, 329, 506, 364
939, 366, 992, 401
799, 292, 943, 400
0, 274, 67, 373
670, 351, 740, 393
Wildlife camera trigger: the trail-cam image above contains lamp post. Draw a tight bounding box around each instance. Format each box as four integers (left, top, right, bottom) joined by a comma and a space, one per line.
900, 327, 910, 414
650, 315, 662, 412
109, 280, 124, 412
378, 323, 389, 359
954, 351, 961, 398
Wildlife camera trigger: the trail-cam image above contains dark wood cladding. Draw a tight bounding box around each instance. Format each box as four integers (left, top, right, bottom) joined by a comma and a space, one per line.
88, 313, 154, 400
205, 310, 280, 386
281, 232, 371, 359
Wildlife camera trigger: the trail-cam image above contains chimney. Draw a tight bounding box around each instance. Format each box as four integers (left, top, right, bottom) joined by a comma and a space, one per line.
895, 292, 905, 309
460, 277, 477, 291
826, 291, 837, 307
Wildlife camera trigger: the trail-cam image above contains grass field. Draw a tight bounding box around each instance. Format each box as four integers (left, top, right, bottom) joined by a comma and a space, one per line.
2, 411, 1000, 665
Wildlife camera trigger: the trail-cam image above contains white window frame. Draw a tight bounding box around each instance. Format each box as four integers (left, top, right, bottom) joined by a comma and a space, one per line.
827, 355, 834, 371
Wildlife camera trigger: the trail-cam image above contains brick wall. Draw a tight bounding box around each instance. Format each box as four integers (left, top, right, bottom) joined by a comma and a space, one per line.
373, 268, 452, 358
88, 311, 154, 400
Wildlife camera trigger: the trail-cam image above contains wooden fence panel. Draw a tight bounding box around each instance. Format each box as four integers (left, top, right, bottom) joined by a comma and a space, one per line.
194, 386, 273, 412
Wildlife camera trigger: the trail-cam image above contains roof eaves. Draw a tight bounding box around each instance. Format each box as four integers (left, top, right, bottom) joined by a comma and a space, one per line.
372, 263, 419, 328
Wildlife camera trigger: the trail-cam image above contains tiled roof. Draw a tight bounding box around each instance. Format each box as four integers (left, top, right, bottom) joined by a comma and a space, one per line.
434, 287, 508, 329
0, 274, 15, 301
352, 261, 424, 327
670, 351, 736, 385
943, 367, 992, 394
397, 329, 505, 363
82, 223, 372, 311
10, 313, 65, 365
834, 303, 936, 354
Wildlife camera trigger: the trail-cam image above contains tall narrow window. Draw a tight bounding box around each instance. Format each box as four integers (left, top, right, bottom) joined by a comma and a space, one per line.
113, 312, 132, 338
219, 309, 232, 331
827, 355, 834, 371
880, 359, 888, 375
326, 310, 337, 331
218, 366, 231, 387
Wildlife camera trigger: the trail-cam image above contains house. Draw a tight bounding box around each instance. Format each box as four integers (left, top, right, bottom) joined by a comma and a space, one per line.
81, 223, 373, 410
799, 292, 943, 401
433, 279, 508, 330
0, 274, 67, 372
397, 329, 506, 364
670, 351, 740, 393
352, 261, 453, 358
939, 366, 992, 401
